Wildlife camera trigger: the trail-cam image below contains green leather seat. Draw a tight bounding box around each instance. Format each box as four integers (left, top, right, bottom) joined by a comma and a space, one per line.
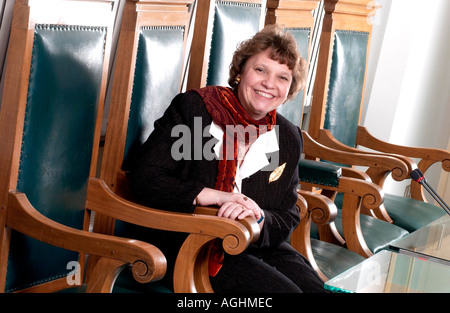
383, 194, 445, 233
308, 193, 409, 254
331, 194, 409, 254
311, 239, 365, 279
4, 23, 107, 292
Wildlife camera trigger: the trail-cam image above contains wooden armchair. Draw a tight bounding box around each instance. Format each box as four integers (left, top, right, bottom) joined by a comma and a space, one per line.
0, 0, 165, 293
307, 0, 448, 232
87, 0, 259, 293
262, 1, 411, 258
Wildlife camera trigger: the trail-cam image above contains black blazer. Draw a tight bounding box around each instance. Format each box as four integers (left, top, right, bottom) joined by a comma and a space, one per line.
125, 91, 303, 259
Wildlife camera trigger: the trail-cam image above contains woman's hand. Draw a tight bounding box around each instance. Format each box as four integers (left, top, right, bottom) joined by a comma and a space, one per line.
195, 187, 263, 221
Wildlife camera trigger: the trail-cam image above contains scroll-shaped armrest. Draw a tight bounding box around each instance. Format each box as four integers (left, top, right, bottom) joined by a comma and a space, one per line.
302, 130, 411, 182
356, 126, 450, 201
317, 128, 417, 200
6, 191, 166, 293
87, 178, 259, 292
193, 206, 260, 244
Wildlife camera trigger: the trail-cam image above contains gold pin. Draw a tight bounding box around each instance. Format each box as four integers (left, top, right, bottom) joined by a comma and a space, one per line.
269, 162, 286, 183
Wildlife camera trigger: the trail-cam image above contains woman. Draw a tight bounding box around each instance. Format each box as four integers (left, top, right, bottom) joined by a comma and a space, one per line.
125, 24, 326, 293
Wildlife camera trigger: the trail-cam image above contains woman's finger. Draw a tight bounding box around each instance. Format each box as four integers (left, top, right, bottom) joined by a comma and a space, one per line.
234, 195, 261, 219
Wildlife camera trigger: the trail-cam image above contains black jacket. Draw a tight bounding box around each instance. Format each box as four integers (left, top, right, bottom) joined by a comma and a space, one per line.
124, 90, 303, 262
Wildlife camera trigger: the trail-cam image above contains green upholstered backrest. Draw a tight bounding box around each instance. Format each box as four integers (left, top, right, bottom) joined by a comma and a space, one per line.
124, 26, 185, 160
276, 27, 310, 127
206, 1, 262, 86
323, 30, 369, 147
6, 24, 106, 292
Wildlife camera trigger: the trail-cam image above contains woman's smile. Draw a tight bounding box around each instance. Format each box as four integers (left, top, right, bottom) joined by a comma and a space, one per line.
237, 48, 292, 120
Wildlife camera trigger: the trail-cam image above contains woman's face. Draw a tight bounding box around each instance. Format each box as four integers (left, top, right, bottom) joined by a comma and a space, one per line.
237, 49, 292, 120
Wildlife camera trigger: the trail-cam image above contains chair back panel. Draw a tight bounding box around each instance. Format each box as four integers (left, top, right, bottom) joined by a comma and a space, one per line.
6, 24, 107, 292
276, 27, 310, 127
323, 30, 368, 148
124, 26, 186, 159
206, 1, 262, 86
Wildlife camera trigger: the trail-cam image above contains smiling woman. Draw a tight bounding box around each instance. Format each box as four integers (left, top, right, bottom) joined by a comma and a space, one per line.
125, 24, 328, 293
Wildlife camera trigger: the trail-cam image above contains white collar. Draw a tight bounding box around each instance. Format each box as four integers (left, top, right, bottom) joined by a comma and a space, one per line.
209, 121, 279, 192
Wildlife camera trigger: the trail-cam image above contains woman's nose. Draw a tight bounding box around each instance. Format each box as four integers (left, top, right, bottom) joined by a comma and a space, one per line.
261, 75, 275, 88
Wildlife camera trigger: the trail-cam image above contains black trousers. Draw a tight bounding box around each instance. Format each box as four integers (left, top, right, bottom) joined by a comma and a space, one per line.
210, 241, 328, 293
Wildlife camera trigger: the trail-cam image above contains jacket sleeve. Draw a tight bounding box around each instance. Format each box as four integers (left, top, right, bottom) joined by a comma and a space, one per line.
125, 92, 207, 212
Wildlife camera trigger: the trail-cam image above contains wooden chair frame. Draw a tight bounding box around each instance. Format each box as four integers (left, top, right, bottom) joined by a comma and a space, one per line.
263, 0, 411, 258
88, 0, 259, 293
307, 0, 450, 222
0, 0, 166, 293
293, 189, 337, 282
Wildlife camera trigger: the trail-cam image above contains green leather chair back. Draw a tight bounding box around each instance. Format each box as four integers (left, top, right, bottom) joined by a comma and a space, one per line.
276, 27, 310, 127
323, 30, 369, 147
6, 25, 107, 292
206, 1, 262, 86
124, 26, 186, 159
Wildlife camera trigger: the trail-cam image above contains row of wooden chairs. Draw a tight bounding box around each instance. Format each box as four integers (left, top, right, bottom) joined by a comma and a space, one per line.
0, 0, 447, 293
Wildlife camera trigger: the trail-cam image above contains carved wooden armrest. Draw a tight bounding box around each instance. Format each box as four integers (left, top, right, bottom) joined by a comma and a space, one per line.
87, 178, 258, 292
291, 190, 337, 281
356, 126, 450, 201
6, 191, 166, 293
193, 206, 260, 244
302, 130, 411, 182
299, 167, 384, 258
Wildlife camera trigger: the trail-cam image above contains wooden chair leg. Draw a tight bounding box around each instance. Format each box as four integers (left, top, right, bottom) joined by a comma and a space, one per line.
86, 257, 127, 293
173, 234, 215, 293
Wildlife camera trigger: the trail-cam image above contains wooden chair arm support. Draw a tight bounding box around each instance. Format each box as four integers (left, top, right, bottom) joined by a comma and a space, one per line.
194, 206, 260, 244
87, 178, 252, 256
301, 175, 384, 211
318, 128, 417, 173
357, 126, 450, 170
300, 175, 384, 258
5, 191, 167, 291
302, 130, 410, 181
341, 167, 372, 181
297, 190, 338, 226
291, 191, 338, 282
356, 126, 450, 201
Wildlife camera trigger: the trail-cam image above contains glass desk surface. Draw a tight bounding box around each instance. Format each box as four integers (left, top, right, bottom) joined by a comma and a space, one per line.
324, 250, 450, 293
390, 215, 450, 265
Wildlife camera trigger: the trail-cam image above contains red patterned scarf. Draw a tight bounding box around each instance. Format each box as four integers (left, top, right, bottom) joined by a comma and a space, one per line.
192, 86, 276, 276
193, 86, 276, 192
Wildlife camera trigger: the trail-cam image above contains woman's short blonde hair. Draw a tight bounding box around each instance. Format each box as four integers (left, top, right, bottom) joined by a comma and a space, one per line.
229, 24, 308, 101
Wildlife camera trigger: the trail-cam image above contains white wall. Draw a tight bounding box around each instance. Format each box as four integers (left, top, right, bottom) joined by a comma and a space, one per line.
362, 0, 450, 199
